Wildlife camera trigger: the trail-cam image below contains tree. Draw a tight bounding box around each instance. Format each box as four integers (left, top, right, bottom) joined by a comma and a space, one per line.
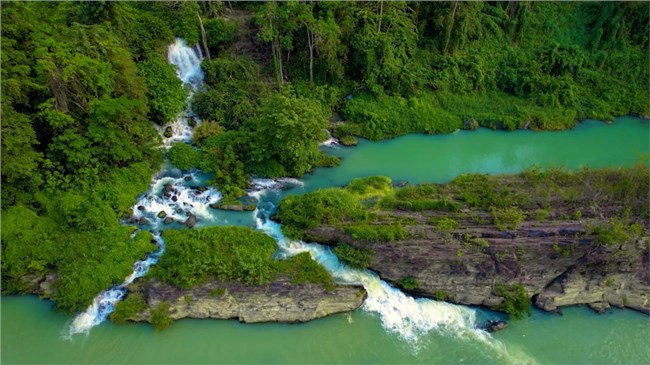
248, 94, 328, 177
139, 54, 187, 125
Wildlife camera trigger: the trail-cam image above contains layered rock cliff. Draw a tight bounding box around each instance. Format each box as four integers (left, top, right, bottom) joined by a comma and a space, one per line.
126, 277, 366, 323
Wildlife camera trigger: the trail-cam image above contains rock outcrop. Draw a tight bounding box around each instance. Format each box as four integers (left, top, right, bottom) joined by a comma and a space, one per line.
127, 277, 366, 323
305, 216, 649, 315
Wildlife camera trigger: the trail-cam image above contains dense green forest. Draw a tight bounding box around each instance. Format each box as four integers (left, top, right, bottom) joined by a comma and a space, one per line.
1, 1, 648, 313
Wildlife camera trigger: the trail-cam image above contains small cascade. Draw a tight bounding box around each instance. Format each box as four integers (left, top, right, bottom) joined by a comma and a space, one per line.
66, 232, 166, 338
131, 173, 222, 229
156, 38, 205, 147
319, 129, 339, 147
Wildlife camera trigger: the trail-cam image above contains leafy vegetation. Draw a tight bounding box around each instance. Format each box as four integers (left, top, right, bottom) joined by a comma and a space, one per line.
496, 283, 532, 320
150, 301, 173, 331
398, 276, 419, 291
332, 243, 374, 269
344, 224, 407, 242
110, 293, 147, 324
153, 227, 333, 289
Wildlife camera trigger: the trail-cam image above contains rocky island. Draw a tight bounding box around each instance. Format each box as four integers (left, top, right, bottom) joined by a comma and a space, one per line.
279, 165, 649, 318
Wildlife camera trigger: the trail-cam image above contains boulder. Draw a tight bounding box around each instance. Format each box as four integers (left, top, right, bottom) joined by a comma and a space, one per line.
164, 183, 173, 193
243, 205, 256, 211
483, 320, 508, 333
176, 208, 183, 214
393, 180, 409, 188
164, 126, 173, 138
138, 217, 149, 226
188, 117, 197, 127
185, 214, 197, 228
184, 175, 193, 182
157, 211, 167, 219
137, 205, 145, 211
209, 203, 220, 209
463, 118, 479, 130
164, 217, 174, 225
171, 196, 178, 202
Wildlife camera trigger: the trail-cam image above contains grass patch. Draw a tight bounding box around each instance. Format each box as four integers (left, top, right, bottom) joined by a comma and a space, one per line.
344, 224, 406, 242
332, 243, 374, 269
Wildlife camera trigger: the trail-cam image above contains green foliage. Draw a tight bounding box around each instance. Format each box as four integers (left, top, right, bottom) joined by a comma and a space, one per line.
434, 217, 460, 233
342, 93, 462, 141
344, 224, 406, 242
496, 283, 532, 320
248, 94, 329, 177
589, 220, 643, 246
277, 252, 334, 290
150, 301, 173, 331
168, 143, 201, 171
110, 293, 147, 324
433, 290, 448, 301
156, 227, 278, 288
209, 287, 226, 297
315, 153, 341, 168
332, 243, 374, 269
203, 18, 237, 52
278, 188, 369, 239
192, 121, 224, 146
491, 206, 526, 231
345, 176, 393, 197
398, 276, 419, 291
139, 53, 187, 125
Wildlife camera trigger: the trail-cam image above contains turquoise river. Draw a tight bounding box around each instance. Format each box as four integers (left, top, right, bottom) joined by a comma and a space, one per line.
2, 117, 649, 364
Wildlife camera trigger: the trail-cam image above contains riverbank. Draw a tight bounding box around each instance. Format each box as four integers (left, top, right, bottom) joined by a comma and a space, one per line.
279, 165, 650, 317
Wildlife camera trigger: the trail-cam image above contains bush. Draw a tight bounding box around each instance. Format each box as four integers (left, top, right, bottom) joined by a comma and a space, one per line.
345, 176, 392, 196
491, 206, 526, 231
344, 224, 406, 242
278, 188, 369, 238
277, 252, 334, 290
150, 301, 173, 331
168, 142, 201, 171
434, 217, 460, 232
192, 121, 224, 146
341, 93, 462, 140
496, 283, 532, 320
332, 243, 374, 269
110, 293, 147, 324
315, 153, 341, 168
203, 18, 237, 51
139, 53, 187, 125
398, 276, 418, 291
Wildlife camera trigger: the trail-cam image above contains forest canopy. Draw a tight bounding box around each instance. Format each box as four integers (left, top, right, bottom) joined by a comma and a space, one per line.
1, 1, 648, 312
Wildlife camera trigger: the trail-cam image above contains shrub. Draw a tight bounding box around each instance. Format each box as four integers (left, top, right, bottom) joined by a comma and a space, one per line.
315, 153, 341, 168
332, 243, 374, 269
277, 252, 334, 290
398, 276, 418, 291
109, 293, 147, 324
492, 206, 526, 231
150, 301, 173, 331
496, 283, 532, 320
344, 224, 406, 242
192, 121, 224, 146
434, 217, 460, 232
203, 18, 237, 51
345, 176, 392, 196
278, 188, 368, 238
168, 142, 201, 171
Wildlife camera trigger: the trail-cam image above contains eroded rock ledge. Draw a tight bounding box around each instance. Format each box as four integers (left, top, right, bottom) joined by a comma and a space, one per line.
305, 218, 649, 315
126, 277, 366, 323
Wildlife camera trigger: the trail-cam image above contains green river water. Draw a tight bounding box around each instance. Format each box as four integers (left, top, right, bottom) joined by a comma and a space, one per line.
2, 117, 649, 364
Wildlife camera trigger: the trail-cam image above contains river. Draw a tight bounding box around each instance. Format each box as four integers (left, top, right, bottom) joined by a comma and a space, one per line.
2, 40, 649, 365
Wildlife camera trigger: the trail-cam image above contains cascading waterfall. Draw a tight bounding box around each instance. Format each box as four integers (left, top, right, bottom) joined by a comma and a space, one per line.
65, 39, 209, 338
251, 187, 536, 364
156, 38, 205, 147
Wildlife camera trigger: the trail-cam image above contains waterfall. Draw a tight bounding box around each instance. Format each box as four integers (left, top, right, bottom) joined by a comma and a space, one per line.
65, 39, 209, 338
155, 38, 205, 147
251, 188, 535, 364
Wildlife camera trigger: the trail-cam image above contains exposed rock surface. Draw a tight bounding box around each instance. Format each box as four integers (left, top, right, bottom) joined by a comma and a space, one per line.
127, 277, 366, 323
305, 216, 649, 315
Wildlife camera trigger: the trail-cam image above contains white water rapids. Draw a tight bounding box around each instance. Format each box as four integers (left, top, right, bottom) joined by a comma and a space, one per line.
66, 39, 210, 338
63, 37, 534, 363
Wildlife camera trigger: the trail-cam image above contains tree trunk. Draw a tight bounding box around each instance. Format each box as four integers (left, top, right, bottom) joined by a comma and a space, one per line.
443, 1, 458, 54
307, 28, 314, 83
197, 12, 211, 60
377, 0, 383, 33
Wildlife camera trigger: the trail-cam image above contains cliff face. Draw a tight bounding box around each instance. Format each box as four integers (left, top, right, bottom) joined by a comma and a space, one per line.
305, 215, 649, 315
127, 277, 366, 323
